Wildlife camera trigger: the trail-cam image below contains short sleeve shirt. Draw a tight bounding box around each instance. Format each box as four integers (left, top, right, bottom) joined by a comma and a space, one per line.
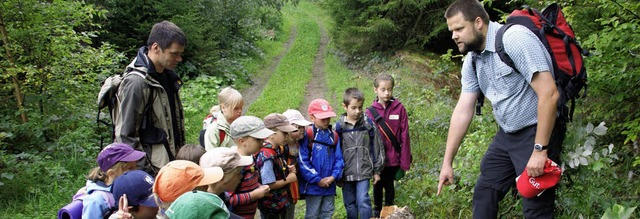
461, 22, 553, 133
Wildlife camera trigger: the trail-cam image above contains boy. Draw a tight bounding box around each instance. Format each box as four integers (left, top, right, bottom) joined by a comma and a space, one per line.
228, 116, 273, 219
110, 170, 158, 219
299, 99, 345, 219
365, 74, 412, 217
336, 88, 385, 219
255, 113, 299, 218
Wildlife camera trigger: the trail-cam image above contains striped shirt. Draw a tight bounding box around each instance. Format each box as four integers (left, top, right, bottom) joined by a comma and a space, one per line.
228, 164, 260, 219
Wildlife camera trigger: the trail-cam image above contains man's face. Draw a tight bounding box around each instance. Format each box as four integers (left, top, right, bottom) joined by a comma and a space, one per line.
447, 13, 484, 53
343, 99, 364, 122
152, 42, 184, 71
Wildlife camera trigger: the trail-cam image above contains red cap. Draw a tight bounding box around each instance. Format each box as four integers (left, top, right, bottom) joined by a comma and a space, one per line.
516, 159, 562, 198
307, 99, 336, 119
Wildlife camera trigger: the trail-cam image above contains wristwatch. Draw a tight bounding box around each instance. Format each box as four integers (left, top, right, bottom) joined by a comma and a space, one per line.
534, 143, 548, 151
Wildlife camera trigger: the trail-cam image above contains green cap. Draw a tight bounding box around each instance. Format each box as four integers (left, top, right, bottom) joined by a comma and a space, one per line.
166, 190, 230, 219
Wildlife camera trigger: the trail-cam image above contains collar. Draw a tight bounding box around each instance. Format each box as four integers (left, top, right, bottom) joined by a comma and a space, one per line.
482, 21, 502, 53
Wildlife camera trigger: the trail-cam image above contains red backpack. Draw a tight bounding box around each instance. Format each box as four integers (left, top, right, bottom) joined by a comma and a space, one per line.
478, 3, 588, 122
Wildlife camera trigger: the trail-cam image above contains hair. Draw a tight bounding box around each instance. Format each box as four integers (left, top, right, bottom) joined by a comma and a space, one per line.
218, 87, 243, 115
176, 144, 206, 164
444, 0, 489, 24
86, 162, 129, 182
147, 21, 187, 49
343, 87, 365, 105
374, 73, 395, 88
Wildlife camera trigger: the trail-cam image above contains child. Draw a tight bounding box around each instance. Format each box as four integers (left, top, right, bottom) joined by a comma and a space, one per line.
282, 109, 312, 218
200, 147, 255, 219
336, 88, 385, 219
204, 87, 244, 150
255, 113, 299, 218
166, 190, 231, 219
176, 144, 208, 191
83, 143, 145, 218
153, 160, 224, 218
299, 99, 344, 219
365, 74, 412, 217
228, 116, 273, 219
109, 170, 158, 219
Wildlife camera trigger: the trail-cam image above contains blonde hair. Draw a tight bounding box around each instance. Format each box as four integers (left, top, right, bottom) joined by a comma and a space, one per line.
86, 161, 129, 183
218, 87, 243, 117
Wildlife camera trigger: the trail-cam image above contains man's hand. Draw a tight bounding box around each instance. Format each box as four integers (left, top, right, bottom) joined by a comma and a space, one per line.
526, 150, 548, 177
437, 165, 454, 196
373, 174, 381, 185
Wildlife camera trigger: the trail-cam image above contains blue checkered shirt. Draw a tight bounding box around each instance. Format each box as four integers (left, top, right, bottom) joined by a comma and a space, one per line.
461, 22, 553, 133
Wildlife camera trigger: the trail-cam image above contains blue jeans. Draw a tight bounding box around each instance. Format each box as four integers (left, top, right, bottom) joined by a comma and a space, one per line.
304, 195, 335, 219
342, 180, 372, 219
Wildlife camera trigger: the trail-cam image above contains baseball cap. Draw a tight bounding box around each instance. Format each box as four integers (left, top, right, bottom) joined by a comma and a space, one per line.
112, 170, 157, 208
199, 147, 253, 173
264, 113, 298, 133
153, 160, 224, 203
307, 99, 336, 119
516, 159, 562, 198
166, 190, 230, 219
229, 116, 275, 139
283, 109, 312, 126
97, 143, 146, 171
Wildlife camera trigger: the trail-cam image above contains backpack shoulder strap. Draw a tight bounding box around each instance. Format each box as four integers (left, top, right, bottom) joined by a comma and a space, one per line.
495, 23, 518, 71
366, 107, 402, 153
305, 127, 314, 150
93, 190, 115, 209
332, 130, 339, 147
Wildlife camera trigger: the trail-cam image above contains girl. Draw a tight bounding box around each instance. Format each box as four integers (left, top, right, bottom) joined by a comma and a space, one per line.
204, 87, 244, 150
82, 143, 145, 218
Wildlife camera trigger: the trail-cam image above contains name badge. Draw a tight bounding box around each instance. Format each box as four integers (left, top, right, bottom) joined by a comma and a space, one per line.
389, 115, 399, 120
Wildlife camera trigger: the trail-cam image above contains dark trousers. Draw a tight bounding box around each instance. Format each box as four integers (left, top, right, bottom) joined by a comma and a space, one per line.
472, 121, 566, 219
374, 166, 399, 212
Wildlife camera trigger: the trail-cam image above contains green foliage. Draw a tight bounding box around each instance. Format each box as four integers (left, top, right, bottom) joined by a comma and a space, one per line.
602, 204, 637, 219
322, 0, 451, 56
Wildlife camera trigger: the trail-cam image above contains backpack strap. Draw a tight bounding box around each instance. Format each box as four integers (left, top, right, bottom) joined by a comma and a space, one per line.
367, 107, 402, 153
471, 52, 485, 116
94, 191, 115, 209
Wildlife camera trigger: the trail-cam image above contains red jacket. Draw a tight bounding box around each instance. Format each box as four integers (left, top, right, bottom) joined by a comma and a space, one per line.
365, 98, 412, 170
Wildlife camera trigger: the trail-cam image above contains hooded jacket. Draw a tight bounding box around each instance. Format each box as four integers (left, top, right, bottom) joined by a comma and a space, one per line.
335, 114, 385, 182
113, 46, 185, 175
82, 180, 114, 219
298, 125, 344, 196
365, 98, 412, 171
204, 111, 234, 151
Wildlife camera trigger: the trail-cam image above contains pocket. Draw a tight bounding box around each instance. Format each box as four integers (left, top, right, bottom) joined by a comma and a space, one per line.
492, 66, 520, 98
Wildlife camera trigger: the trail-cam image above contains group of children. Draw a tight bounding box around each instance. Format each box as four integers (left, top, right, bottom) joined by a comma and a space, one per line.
64, 74, 412, 219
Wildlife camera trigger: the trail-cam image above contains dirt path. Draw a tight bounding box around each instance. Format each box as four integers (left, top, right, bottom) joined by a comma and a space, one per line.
299, 23, 329, 118
241, 27, 298, 114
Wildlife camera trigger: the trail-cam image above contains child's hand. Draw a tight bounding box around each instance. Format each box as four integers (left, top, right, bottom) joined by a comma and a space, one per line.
318, 176, 335, 187
114, 194, 133, 219
286, 172, 298, 183
373, 174, 380, 185
254, 185, 270, 199
288, 165, 296, 174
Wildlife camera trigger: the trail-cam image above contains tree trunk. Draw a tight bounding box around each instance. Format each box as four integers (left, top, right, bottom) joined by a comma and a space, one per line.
0, 8, 28, 123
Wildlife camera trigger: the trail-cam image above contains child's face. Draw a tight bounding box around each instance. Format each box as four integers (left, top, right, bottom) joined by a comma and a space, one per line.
224, 101, 244, 123
289, 125, 304, 140
374, 80, 394, 103
343, 98, 364, 122
224, 167, 243, 192
239, 136, 263, 155
268, 130, 289, 146
311, 115, 331, 130
133, 206, 159, 219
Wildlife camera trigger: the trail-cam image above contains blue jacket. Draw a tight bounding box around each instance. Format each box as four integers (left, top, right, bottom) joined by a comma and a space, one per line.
82, 180, 114, 219
298, 125, 344, 196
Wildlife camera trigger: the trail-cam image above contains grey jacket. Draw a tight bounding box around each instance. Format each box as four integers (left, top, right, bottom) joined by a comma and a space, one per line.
335, 114, 385, 182
113, 47, 185, 175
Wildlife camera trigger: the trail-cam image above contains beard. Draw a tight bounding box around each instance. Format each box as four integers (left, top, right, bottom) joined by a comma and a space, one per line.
460, 29, 485, 54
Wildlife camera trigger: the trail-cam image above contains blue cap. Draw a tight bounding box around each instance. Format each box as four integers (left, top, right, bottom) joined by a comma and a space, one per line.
112, 170, 157, 208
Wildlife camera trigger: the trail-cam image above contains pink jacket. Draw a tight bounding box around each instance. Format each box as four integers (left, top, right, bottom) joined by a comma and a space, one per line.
365, 98, 412, 170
